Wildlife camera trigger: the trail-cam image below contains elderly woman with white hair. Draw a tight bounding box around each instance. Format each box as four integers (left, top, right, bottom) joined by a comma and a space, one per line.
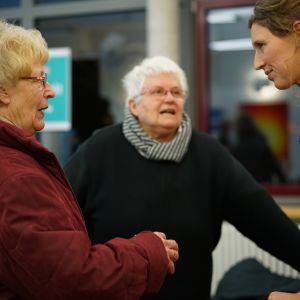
65, 56, 300, 300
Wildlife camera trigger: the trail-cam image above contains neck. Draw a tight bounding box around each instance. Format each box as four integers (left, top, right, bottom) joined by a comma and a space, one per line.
0, 115, 16, 126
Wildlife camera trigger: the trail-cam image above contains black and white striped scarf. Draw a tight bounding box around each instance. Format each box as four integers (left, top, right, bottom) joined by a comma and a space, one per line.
122, 107, 192, 163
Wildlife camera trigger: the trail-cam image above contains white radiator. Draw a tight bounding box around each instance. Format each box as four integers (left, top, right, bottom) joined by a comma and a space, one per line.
211, 222, 300, 295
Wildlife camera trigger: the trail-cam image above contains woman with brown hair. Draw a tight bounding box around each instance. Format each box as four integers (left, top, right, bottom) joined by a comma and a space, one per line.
249, 0, 300, 299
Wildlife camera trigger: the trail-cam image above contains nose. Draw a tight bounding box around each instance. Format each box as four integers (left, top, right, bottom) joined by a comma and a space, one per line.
164, 90, 175, 101
254, 51, 265, 70
44, 83, 56, 99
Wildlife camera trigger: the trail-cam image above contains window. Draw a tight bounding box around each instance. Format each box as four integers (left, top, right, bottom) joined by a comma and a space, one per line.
197, 0, 300, 186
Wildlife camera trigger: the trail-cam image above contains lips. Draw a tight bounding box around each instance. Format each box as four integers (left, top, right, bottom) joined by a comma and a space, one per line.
265, 69, 273, 80
37, 107, 48, 118
267, 72, 274, 81
160, 108, 175, 115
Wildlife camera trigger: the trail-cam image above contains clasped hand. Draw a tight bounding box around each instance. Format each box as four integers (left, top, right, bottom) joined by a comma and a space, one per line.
154, 232, 179, 274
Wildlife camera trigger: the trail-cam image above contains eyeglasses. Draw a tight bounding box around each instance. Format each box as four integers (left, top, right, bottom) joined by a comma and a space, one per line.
139, 86, 187, 99
19, 73, 48, 88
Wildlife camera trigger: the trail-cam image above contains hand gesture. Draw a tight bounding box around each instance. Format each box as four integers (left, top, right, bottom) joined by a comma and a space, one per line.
268, 292, 300, 300
154, 232, 179, 274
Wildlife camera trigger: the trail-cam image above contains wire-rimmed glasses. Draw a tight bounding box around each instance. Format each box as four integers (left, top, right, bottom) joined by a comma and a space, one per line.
138, 86, 187, 100
20, 73, 48, 88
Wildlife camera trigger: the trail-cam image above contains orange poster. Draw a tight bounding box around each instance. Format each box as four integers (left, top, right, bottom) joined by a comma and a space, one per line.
240, 102, 288, 159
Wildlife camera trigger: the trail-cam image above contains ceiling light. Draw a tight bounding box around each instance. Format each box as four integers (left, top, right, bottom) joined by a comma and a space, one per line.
209, 38, 253, 51
207, 7, 253, 24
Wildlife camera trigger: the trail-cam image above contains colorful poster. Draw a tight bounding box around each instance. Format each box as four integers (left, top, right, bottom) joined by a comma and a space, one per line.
240, 102, 288, 159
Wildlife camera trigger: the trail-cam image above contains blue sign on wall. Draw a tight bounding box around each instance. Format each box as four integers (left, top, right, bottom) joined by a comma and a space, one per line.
43, 47, 72, 131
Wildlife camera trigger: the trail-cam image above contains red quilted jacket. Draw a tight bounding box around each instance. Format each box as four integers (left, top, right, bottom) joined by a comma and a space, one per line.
0, 121, 168, 300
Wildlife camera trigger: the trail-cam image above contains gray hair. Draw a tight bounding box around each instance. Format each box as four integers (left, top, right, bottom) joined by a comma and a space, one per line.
122, 56, 188, 105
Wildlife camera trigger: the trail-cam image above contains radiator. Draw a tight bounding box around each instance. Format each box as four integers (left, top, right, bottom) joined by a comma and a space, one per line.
211, 222, 300, 295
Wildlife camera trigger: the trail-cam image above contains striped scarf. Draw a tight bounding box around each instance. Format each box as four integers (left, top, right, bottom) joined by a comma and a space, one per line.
122, 107, 192, 163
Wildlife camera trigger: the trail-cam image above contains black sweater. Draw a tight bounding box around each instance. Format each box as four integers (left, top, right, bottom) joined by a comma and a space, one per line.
65, 124, 300, 300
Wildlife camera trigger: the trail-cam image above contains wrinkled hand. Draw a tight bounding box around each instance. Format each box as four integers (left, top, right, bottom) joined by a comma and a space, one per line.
268, 292, 300, 300
154, 232, 179, 274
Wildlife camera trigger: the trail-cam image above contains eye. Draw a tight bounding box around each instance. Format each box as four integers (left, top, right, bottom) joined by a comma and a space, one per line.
254, 42, 264, 50
171, 89, 183, 98
152, 87, 165, 97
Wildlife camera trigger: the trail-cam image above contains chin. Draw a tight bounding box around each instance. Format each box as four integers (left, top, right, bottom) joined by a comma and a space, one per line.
274, 78, 293, 90
162, 124, 180, 132
34, 122, 45, 132
274, 84, 292, 90
162, 118, 181, 127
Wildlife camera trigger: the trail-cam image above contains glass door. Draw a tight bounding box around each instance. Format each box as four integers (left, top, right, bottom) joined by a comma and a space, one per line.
196, 0, 300, 189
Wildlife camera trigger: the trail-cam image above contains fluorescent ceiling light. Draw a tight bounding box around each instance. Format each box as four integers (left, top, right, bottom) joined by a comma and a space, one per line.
207, 7, 253, 24
207, 13, 235, 24
209, 38, 253, 51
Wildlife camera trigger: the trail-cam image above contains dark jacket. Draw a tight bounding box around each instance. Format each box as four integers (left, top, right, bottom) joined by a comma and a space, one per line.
214, 258, 300, 300
0, 121, 169, 300
65, 124, 300, 300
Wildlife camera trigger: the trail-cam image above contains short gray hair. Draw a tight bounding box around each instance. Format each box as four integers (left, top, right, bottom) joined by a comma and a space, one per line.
122, 56, 188, 105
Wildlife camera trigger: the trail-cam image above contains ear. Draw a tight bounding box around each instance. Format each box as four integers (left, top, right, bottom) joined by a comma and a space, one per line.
128, 99, 138, 117
293, 21, 300, 35
0, 87, 10, 105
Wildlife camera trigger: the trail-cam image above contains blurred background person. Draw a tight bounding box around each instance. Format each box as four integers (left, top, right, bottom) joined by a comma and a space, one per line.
0, 20, 178, 300
65, 56, 300, 300
72, 96, 114, 152
231, 112, 287, 183
218, 119, 234, 151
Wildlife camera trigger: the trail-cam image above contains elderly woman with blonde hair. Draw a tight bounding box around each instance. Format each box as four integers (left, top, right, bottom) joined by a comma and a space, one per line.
0, 20, 178, 300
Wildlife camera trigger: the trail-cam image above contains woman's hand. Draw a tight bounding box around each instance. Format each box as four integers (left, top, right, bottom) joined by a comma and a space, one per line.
268, 292, 300, 300
154, 232, 179, 274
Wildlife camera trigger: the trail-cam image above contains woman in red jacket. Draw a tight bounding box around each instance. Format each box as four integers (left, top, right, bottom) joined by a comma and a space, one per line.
0, 20, 178, 300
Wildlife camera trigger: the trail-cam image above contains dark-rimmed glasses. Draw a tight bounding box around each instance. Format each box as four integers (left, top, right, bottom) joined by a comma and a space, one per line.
19, 73, 48, 88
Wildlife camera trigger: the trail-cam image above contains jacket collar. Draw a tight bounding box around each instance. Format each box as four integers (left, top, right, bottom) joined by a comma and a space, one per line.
0, 120, 48, 156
